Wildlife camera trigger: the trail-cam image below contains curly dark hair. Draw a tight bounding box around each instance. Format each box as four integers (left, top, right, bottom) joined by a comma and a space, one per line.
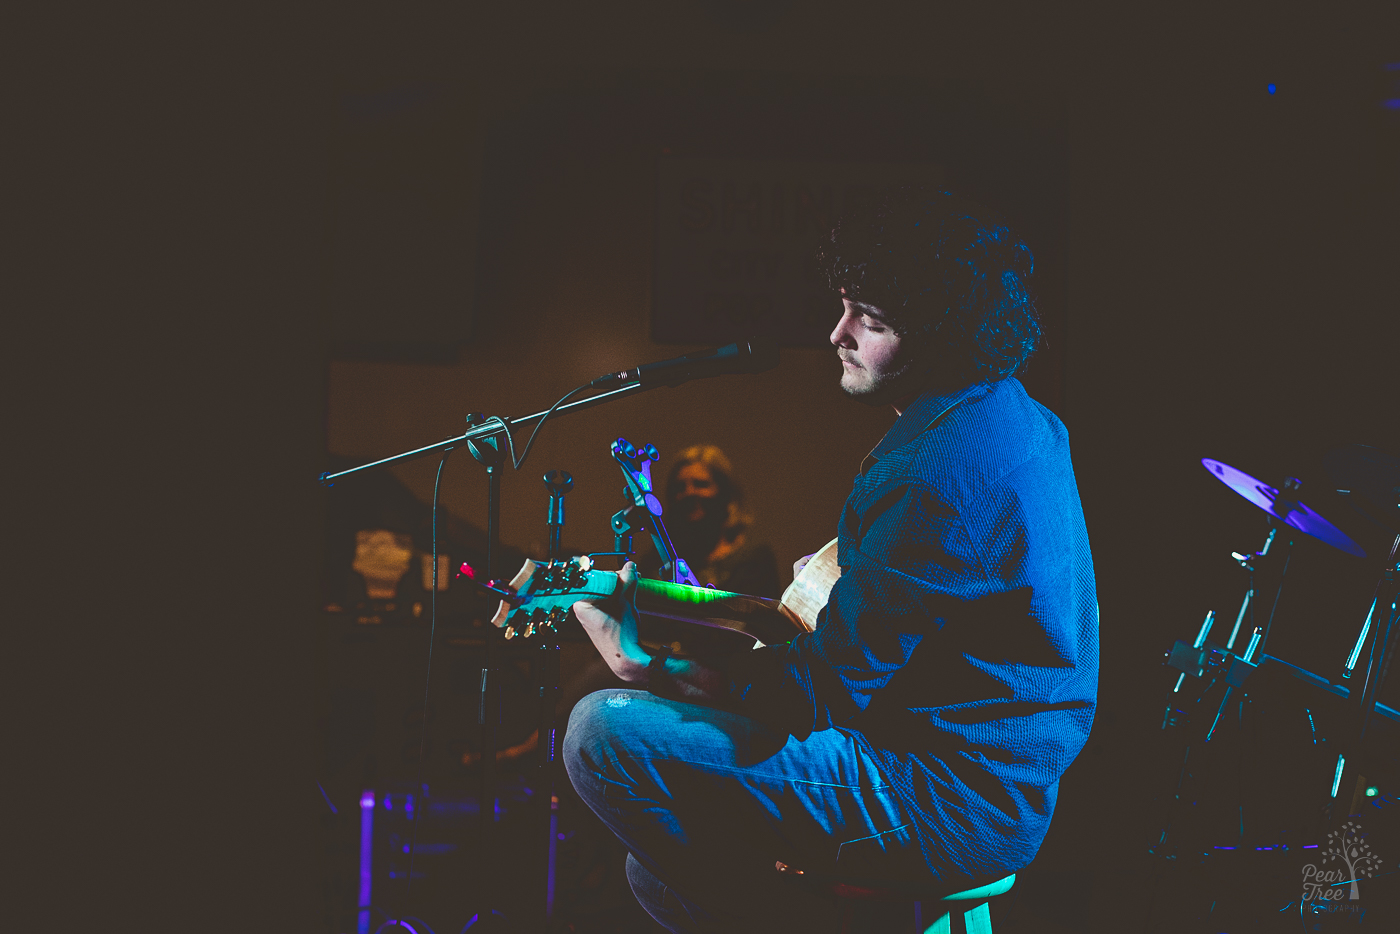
815, 188, 1041, 385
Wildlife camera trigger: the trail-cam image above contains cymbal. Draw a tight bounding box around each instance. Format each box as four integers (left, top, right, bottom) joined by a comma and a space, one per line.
1201, 458, 1367, 558
1324, 444, 1400, 534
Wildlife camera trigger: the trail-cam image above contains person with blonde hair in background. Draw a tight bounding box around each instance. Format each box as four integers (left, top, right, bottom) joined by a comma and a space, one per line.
663, 444, 780, 598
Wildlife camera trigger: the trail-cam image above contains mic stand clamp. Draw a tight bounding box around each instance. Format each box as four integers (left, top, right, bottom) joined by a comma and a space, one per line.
610, 504, 644, 559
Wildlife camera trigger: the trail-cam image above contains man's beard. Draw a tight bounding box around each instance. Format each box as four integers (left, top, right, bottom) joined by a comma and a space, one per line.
839, 355, 923, 407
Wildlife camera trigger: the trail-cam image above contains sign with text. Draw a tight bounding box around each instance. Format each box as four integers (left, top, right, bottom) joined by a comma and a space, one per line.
653, 159, 945, 346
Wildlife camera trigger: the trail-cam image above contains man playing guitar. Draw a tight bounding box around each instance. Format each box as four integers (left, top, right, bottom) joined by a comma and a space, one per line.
565, 188, 1099, 932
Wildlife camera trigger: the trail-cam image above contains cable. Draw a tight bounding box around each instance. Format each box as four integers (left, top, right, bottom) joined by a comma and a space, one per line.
403, 451, 451, 909
489, 380, 595, 473
387, 381, 587, 925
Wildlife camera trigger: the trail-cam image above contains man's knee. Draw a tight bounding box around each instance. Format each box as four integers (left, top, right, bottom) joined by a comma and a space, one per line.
562, 688, 648, 781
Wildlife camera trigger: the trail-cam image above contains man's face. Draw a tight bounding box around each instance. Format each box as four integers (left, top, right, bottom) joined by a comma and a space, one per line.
830, 298, 922, 406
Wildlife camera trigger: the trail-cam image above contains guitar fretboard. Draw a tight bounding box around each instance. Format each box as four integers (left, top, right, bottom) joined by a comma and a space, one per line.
637, 579, 743, 606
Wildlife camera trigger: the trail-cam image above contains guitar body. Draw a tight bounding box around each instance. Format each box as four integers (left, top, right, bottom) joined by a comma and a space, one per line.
489, 539, 841, 652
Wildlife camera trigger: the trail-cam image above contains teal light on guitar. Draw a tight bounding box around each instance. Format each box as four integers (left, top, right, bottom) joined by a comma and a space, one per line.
486, 555, 808, 647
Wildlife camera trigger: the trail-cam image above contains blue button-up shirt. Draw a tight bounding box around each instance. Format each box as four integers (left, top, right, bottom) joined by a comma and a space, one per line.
729, 376, 1099, 883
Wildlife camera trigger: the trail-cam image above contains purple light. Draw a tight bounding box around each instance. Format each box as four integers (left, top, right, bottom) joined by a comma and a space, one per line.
1214, 846, 1237, 850
358, 789, 375, 934
1303, 844, 1319, 849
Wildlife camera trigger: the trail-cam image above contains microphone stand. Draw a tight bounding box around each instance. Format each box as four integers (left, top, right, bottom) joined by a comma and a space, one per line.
319, 381, 648, 932
538, 471, 572, 926
319, 382, 648, 488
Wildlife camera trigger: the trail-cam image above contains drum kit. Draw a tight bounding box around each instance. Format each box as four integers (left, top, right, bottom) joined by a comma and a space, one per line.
1155, 443, 1400, 863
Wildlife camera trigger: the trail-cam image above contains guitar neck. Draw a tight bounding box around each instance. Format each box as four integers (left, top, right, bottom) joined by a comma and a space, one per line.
633, 577, 803, 646
491, 556, 819, 647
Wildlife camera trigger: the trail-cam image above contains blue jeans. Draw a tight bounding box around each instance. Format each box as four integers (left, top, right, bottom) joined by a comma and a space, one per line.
563, 689, 923, 933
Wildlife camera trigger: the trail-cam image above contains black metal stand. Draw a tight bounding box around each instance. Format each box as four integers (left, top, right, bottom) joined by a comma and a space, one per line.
1354, 533, 1400, 744
537, 471, 572, 926
1204, 525, 1289, 743
1324, 533, 1400, 817
1155, 524, 1287, 860
319, 385, 652, 934
466, 427, 506, 929
318, 383, 648, 489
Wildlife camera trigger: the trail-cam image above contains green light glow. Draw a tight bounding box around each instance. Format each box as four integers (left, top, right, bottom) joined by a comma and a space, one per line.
637, 579, 741, 605
1366, 786, 1379, 797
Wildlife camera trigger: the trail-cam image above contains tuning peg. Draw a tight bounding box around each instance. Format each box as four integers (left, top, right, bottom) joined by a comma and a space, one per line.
504, 624, 517, 640
642, 443, 659, 461
462, 573, 527, 605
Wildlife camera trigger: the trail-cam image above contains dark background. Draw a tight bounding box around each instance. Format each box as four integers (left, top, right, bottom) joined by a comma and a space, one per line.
18, 2, 1398, 932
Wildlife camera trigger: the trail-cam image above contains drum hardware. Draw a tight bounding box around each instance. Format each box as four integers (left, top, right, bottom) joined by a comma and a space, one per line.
1201, 458, 1367, 558
1154, 457, 1376, 868
1325, 444, 1400, 750
1350, 534, 1400, 747
1192, 460, 1370, 728
1168, 610, 1215, 695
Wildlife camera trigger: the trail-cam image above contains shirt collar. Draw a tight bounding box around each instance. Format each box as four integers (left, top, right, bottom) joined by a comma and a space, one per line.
860, 380, 992, 475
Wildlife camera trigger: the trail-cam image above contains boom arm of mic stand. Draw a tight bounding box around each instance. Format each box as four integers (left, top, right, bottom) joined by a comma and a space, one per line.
317, 381, 648, 486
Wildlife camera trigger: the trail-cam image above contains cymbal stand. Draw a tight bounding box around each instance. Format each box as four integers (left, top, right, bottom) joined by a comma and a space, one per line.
1154, 523, 1292, 859
1330, 534, 1400, 807
1347, 534, 1400, 737
1205, 523, 1293, 742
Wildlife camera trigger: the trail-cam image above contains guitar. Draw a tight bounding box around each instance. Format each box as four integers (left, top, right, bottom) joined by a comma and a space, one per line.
483, 538, 842, 652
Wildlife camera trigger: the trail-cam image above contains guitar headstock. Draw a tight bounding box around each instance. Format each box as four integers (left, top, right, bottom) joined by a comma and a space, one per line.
611, 437, 699, 587
486, 555, 621, 640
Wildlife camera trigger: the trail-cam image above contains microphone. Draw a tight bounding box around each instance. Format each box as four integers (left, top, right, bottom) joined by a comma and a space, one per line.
592, 338, 780, 389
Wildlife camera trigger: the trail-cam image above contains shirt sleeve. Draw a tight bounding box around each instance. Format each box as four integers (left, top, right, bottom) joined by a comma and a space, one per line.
719, 480, 987, 739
